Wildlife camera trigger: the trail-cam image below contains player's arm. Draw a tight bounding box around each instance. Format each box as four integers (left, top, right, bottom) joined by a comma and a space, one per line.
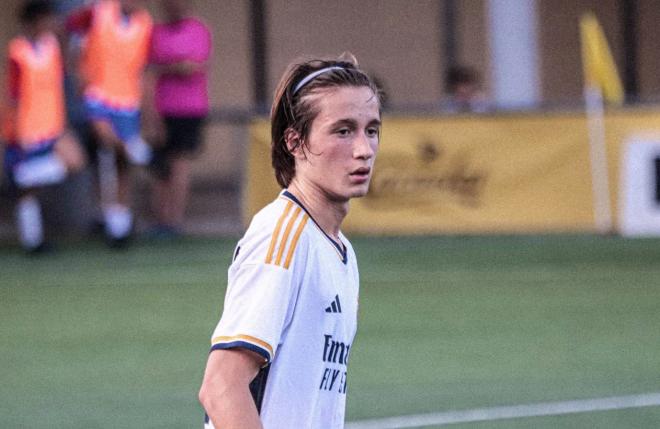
199, 348, 265, 429
90, 120, 124, 149
149, 60, 205, 77
149, 25, 211, 77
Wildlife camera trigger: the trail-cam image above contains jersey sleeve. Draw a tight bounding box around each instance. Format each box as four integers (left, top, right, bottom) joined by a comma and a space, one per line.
210, 263, 295, 363
210, 198, 311, 364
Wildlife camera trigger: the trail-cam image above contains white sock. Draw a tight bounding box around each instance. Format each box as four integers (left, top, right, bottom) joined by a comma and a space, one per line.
125, 136, 152, 166
16, 196, 44, 250
103, 204, 133, 239
14, 153, 66, 188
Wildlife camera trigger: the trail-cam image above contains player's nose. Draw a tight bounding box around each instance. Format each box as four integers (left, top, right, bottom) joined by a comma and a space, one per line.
353, 131, 375, 160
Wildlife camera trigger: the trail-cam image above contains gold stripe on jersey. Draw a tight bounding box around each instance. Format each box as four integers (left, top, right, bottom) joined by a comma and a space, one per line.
279, 194, 346, 264
284, 214, 309, 269
212, 334, 274, 357
275, 206, 302, 266
265, 201, 293, 264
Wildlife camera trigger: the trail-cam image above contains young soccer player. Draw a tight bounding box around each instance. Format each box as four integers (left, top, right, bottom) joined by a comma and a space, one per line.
67, 0, 152, 246
3, 0, 84, 253
198, 54, 382, 428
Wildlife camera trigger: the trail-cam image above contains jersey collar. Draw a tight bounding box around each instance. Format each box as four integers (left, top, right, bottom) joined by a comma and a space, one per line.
281, 190, 348, 264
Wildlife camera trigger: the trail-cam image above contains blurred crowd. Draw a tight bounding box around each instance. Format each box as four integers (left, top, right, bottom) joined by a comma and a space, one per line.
1, 0, 493, 254
1, 0, 211, 253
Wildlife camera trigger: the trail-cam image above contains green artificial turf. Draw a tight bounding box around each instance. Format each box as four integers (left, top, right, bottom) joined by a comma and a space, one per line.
1, 235, 660, 428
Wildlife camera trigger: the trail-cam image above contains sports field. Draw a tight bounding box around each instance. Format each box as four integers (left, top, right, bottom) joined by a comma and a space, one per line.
2, 235, 660, 428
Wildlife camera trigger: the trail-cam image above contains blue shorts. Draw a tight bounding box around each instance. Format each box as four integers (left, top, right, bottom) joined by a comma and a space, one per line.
84, 97, 141, 143
4, 139, 56, 169
3, 145, 24, 189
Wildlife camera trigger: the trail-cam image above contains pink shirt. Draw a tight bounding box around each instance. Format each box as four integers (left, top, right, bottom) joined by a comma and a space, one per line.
150, 17, 212, 117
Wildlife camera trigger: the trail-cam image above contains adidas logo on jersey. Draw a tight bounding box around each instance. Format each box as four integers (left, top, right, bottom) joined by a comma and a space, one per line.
325, 295, 342, 313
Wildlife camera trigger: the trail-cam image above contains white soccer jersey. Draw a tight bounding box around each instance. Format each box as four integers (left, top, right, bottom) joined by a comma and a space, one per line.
205, 190, 360, 429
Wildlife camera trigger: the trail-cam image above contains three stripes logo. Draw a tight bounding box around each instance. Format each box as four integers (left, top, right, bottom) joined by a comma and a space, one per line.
265, 201, 309, 270
325, 295, 342, 313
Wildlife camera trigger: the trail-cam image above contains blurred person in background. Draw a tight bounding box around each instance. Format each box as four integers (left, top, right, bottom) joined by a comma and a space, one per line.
2, 0, 84, 253
67, 0, 152, 247
199, 54, 382, 429
442, 65, 489, 113
147, 0, 212, 239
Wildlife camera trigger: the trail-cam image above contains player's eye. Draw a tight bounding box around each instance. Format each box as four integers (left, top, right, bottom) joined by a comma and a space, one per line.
366, 127, 380, 138
336, 128, 351, 137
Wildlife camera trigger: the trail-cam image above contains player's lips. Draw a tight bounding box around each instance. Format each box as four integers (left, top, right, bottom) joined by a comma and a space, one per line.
350, 167, 371, 176
351, 167, 371, 176
349, 167, 371, 183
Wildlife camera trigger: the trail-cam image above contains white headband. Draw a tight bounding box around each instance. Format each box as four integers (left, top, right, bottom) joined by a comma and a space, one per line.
293, 66, 345, 94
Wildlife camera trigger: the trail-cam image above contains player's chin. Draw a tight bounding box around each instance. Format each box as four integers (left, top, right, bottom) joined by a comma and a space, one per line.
347, 183, 371, 199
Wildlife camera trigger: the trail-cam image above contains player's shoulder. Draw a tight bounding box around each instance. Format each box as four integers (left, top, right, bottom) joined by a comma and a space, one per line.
235, 192, 312, 270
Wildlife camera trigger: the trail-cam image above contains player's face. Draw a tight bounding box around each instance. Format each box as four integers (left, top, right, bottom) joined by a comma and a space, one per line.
295, 86, 381, 203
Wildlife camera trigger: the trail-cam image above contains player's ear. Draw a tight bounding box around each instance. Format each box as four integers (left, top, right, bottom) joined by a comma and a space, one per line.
284, 128, 304, 158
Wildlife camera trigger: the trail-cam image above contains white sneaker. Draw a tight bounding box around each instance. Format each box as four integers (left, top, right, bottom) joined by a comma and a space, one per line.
104, 204, 133, 239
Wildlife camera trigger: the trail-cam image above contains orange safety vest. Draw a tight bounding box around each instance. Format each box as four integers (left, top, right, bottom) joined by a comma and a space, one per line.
5, 34, 65, 146
81, 0, 152, 109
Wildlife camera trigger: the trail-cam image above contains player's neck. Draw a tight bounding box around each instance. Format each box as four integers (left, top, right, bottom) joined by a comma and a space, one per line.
286, 182, 348, 243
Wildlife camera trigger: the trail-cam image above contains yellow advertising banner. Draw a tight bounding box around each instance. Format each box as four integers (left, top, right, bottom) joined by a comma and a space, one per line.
246, 109, 660, 234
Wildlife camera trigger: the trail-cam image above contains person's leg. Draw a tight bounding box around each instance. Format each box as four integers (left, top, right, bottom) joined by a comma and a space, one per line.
54, 131, 86, 173
8, 134, 83, 253
97, 149, 134, 244
148, 140, 172, 230
167, 154, 191, 229
105, 107, 156, 244
5, 146, 45, 252
74, 121, 105, 233
150, 116, 204, 233
90, 117, 134, 244
113, 110, 152, 166
92, 117, 122, 211
151, 171, 171, 227
15, 190, 44, 252
91, 119, 124, 151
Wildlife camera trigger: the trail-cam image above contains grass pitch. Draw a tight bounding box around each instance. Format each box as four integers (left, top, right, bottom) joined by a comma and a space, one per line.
1, 235, 660, 428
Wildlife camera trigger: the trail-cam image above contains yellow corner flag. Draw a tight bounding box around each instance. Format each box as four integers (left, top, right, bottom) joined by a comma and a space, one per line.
580, 12, 624, 104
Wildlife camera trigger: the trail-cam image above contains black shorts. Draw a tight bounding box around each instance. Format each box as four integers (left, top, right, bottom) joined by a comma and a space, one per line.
163, 116, 205, 155
151, 116, 206, 179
